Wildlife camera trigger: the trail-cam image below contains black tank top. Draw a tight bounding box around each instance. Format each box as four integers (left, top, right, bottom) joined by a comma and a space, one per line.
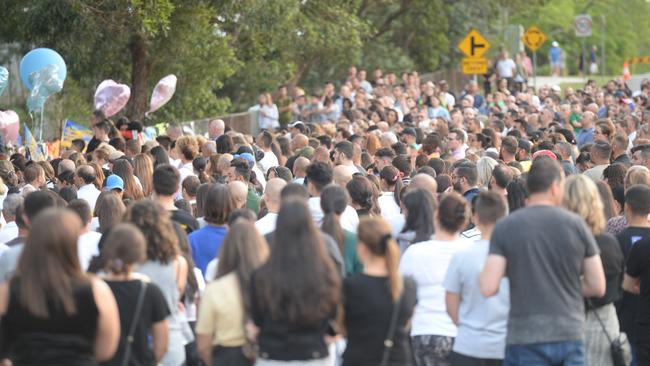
1, 277, 99, 365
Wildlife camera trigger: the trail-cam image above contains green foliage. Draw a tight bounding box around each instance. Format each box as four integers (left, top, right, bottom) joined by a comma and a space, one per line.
1, 0, 649, 134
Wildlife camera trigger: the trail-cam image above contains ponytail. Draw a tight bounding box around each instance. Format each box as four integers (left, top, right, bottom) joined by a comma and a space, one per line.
393, 176, 403, 207
322, 212, 345, 257
358, 218, 404, 303
383, 235, 403, 302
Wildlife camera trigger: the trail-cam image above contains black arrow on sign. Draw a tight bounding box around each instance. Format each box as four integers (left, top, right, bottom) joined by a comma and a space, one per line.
471, 37, 485, 56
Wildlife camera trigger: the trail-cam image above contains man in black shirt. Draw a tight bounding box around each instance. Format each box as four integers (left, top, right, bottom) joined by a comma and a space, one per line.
153, 164, 199, 234
617, 184, 650, 362
86, 119, 111, 153
624, 235, 650, 364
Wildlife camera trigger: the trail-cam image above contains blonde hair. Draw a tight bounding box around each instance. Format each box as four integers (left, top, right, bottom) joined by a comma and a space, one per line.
625, 166, 650, 189
562, 175, 606, 234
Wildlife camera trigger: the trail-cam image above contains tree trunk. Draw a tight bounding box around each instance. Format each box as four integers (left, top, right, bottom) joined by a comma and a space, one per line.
127, 33, 151, 121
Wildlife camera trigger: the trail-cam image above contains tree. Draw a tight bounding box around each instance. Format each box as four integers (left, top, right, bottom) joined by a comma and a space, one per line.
0, 0, 236, 122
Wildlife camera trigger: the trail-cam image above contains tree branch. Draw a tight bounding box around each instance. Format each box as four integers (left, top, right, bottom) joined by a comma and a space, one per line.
357, 0, 370, 17
372, 0, 412, 39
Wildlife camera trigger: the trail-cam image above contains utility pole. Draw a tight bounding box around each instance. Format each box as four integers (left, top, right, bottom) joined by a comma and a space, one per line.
601, 15, 606, 78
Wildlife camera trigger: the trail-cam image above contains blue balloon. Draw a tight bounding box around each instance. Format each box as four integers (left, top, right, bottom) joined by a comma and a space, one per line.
19, 48, 67, 91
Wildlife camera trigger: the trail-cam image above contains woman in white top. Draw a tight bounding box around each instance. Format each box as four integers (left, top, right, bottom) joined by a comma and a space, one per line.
258, 93, 279, 130
378, 166, 405, 237
400, 192, 471, 366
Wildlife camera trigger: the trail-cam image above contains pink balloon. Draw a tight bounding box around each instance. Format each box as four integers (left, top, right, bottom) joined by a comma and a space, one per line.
0, 110, 20, 144
148, 74, 177, 114
94, 80, 131, 117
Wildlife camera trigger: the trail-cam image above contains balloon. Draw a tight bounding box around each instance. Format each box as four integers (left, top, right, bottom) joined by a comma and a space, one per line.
148, 74, 177, 114
0, 66, 8, 97
20, 48, 67, 91
0, 110, 20, 144
26, 64, 64, 113
94, 80, 131, 117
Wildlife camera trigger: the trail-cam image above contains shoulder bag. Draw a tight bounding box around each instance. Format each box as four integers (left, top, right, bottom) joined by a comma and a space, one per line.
121, 281, 148, 366
380, 287, 404, 366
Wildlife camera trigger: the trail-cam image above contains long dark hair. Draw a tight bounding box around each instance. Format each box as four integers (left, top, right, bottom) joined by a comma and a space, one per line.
149, 146, 170, 168
217, 219, 269, 312
17, 208, 86, 317
401, 188, 436, 242
112, 159, 144, 200
320, 185, 348, 256
254, 199, 341, 323
125, 199, 179, 264
380, 166, 402, 207
346, 175, 380, 216
506, 176, 529, 212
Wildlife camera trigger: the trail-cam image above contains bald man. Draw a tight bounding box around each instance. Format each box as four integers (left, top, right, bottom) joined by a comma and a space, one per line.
255, 178, 287, 235
410, 174, 438, 200
333, 165, 353, 187
291, 134, 309, 152
57, 159, 76, 175
312, 147, 332, 166
208, 119, 225, 140
292, 156, 310, 185
228, 181, 248, 209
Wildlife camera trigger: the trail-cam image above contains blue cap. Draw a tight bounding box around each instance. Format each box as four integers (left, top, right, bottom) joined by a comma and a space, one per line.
105, 175, 124, 192
233, 152, 255, 168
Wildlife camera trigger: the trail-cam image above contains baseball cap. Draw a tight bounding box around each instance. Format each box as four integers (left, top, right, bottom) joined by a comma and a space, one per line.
288, 121, 307, 133
105, 174, 124, 192
233, 152, 255, 168
631, 144, 650, 154
402, 127, 417, 137
552, 41, 559, 47
109, 151, 125, 161
532, 150, 557, 161
518, 138, 532, 153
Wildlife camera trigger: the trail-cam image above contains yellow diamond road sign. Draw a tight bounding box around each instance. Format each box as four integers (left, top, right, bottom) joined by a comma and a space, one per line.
462, 58, 488, 75
458, 29, 490, 58
522, 26, 547, 52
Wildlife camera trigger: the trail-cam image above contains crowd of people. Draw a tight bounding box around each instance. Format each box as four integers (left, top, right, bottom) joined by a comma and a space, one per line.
1, 64, 650, 366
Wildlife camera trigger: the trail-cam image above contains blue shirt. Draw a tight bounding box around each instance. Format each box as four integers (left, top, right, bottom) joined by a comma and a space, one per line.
577, 127, 594, 148
428, 106, 450, 121
550, 47, 561, 63
188, 225, 228, 275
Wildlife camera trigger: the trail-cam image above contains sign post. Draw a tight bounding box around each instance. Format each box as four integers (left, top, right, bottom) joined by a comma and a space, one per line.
458, 29, 490, 83
522, 26, 547, 90
575, 14, 593, 78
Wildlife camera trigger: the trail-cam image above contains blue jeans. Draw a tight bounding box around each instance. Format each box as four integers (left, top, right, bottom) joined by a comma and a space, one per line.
504, 341, 585, 366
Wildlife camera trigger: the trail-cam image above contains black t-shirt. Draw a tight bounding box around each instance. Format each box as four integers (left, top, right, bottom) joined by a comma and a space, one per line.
342, 274, 417, 366
101, 280, 170, 366
86, 137, 103, 153
616, 226, 650, 341
588, 233, 624, 308
626, 237, 650, 340
1, 278, 98, 365
170, 209, 199, 234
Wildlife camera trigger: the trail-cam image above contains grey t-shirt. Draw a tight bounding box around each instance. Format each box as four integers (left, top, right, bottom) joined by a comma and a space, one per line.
443, 240, 509, 359
489, 205, 599, 345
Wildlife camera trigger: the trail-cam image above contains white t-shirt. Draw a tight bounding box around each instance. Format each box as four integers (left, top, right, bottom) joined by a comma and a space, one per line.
400, 238, 472, 337
258, 151, 279, 175
255, 212, 278, 236
496, 58, 516, 78
78, 231, 102, 271
378, 192, 405, 237
308, 197, 359, 233
77, 184, 101, 213
0, 221, 19, 244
